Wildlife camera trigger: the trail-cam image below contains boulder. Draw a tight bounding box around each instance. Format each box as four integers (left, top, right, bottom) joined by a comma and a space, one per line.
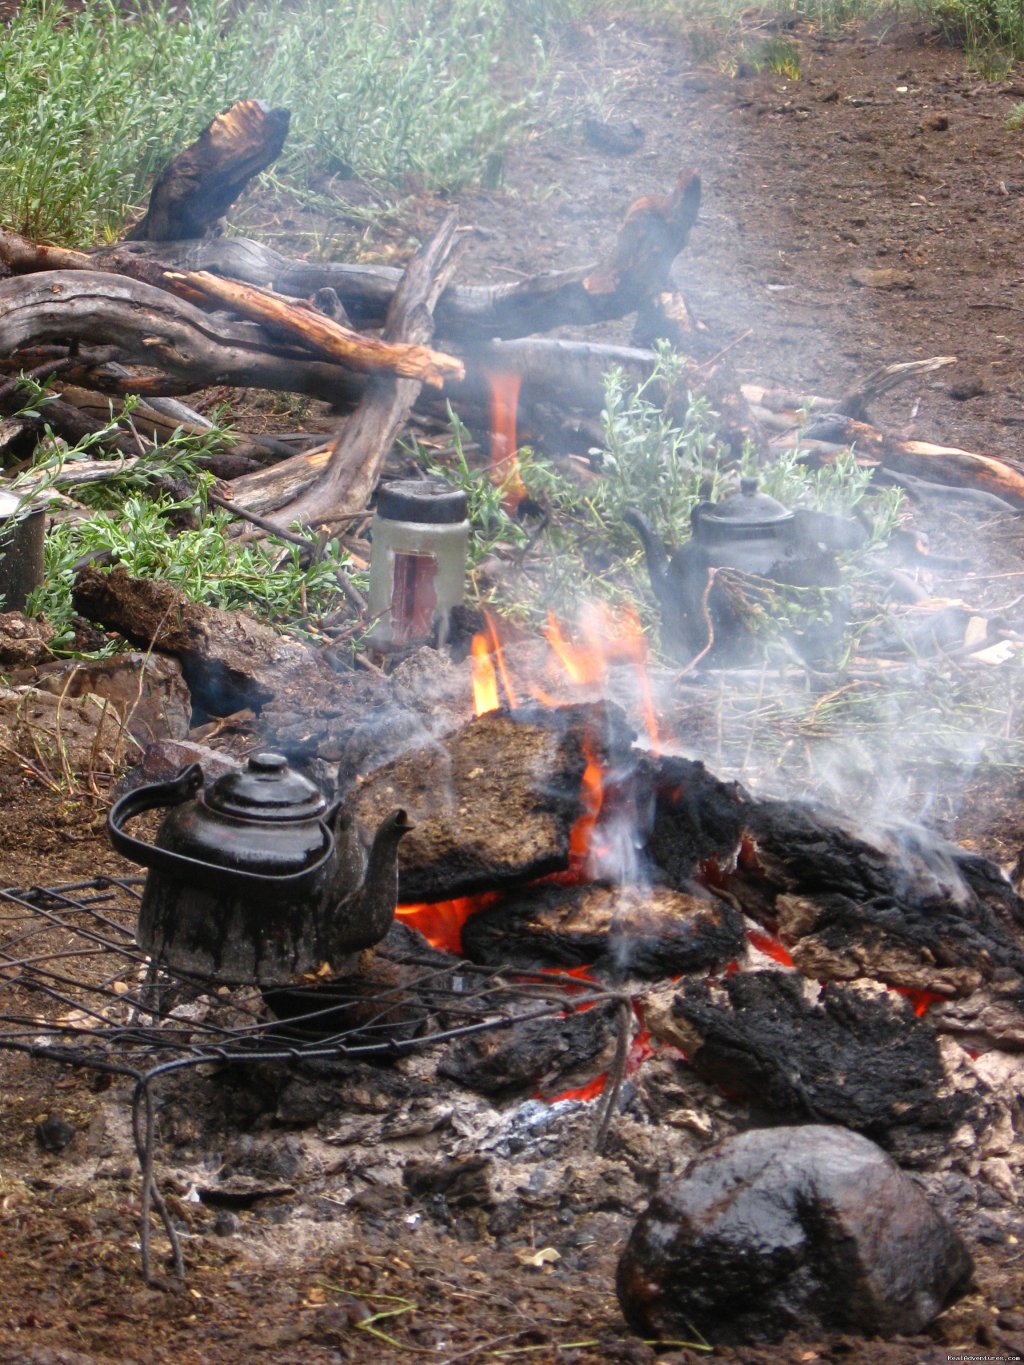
617, 1124, 972, 1345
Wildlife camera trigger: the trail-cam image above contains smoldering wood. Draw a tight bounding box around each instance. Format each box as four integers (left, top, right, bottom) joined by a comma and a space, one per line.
654, 971, 983, 1162
461, 881, 745, 980
125, 100, 290, 243
437, 1000, 617, 1098
732, 797, 1024, 1002
352, 703, 636, 902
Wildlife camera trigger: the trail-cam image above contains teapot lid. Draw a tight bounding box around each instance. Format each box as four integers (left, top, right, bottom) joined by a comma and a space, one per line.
204, 753, 327, 822
701, 477, 794, 528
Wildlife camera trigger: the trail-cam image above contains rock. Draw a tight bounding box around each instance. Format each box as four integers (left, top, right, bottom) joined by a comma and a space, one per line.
616, 1124, 973, 1345
849, 266, 914, 290
0, 610, 54, 669
110, 739, 241, 800
29, 653, 192, 744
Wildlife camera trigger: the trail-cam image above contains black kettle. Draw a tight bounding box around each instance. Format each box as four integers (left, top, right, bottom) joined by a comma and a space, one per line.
108, 753, 411, 985
626, 479, 863, 663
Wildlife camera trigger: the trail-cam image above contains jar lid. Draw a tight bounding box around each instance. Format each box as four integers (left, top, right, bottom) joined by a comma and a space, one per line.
377, 480, 468, 525
203, 752, 327, 821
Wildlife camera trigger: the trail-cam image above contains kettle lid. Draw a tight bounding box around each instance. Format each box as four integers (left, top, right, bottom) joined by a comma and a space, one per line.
701, 477, 794, 528
204, 753, 327, 822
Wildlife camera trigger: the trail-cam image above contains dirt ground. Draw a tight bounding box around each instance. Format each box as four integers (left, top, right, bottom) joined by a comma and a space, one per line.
3, 12, 1024, 1365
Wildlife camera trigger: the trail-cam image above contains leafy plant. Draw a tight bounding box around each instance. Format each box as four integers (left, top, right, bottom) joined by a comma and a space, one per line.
0, 0, 560, 244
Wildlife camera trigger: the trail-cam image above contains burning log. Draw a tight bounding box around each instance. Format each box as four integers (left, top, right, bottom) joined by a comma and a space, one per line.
353, 702, 636, 903
461, 881, 744, 980
125, 99, 290, 242
734, 798, 1024, 1001
650, 971, 986, 1161
438, 1000, 618, 1098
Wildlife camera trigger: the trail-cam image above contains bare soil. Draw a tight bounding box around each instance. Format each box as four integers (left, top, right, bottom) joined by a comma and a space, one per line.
2, 14, 1024, 1365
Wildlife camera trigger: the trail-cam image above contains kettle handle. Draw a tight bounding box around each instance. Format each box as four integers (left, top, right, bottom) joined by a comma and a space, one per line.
108, 763, 336, 896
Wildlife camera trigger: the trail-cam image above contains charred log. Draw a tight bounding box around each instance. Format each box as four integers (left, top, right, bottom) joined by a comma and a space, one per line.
125, 100, 290, 242
658, 971, 983, 1161
461, 881, 745, 980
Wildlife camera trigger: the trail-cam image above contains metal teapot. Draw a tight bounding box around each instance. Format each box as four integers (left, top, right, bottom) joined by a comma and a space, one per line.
626, 479, 864, 663
108, 753, 411, 986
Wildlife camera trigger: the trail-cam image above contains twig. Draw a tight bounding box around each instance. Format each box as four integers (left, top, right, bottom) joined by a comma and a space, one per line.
208, 489, 316, 551
674, 567, 718, 679
697, 327, 752, 371
591, 996, 631, 1153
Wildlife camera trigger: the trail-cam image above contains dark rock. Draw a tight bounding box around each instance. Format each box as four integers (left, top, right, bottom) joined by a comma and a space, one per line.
29, 652, 192, 744
616, 1124, 973, 1344
110, 739, 241, 801
584, 116, 645, 156
403, 1154, 494, 1210
664, 972, 978, 1157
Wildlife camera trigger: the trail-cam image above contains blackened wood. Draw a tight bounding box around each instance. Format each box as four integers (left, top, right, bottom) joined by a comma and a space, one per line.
125, 100, 290, 242
461, 881, 745, 980
662, 971, 982, 1161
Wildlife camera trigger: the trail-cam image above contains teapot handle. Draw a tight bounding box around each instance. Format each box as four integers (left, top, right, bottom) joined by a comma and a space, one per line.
108, 763, 335, 896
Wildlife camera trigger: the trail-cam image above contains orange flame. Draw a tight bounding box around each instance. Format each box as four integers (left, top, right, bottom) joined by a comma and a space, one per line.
568, 738, 605, 880
471, 633, 500, 716
485, 368, 527, 514
396, 892, 500, 955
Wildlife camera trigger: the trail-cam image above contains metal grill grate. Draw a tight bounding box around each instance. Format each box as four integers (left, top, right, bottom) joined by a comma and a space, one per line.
0, 877, 618, 1278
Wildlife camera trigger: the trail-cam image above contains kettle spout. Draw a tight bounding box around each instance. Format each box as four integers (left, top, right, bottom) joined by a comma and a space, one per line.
624, 509, 671, 603
331, 808, 413, 952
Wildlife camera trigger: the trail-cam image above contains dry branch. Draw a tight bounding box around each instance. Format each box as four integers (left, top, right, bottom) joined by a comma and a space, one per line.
161, 269, 464, 386
267, 212, 467, 525
1, 174, 702, 342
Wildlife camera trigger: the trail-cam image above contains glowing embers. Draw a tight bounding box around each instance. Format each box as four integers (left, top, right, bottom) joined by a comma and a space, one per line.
395, 893, 500, 957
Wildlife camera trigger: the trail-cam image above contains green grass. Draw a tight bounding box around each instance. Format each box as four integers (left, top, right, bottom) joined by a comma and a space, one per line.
0, 0, 574, 244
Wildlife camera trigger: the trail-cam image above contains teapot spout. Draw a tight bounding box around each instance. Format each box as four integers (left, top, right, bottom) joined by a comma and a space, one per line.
331, 808, 413, 952
624, 509, 671, 605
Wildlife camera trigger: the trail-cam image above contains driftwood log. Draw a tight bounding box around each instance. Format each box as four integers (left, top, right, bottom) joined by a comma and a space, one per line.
0, 174, 702, 344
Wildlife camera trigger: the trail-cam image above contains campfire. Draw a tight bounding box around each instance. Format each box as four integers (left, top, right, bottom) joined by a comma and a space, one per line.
2, 76, 1024, 1361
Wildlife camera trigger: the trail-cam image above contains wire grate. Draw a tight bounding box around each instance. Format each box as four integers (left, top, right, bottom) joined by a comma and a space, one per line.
0, 877, 618, 1279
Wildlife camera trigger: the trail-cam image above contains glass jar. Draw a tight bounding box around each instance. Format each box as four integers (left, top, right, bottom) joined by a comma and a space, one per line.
367, 479, 469, 648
